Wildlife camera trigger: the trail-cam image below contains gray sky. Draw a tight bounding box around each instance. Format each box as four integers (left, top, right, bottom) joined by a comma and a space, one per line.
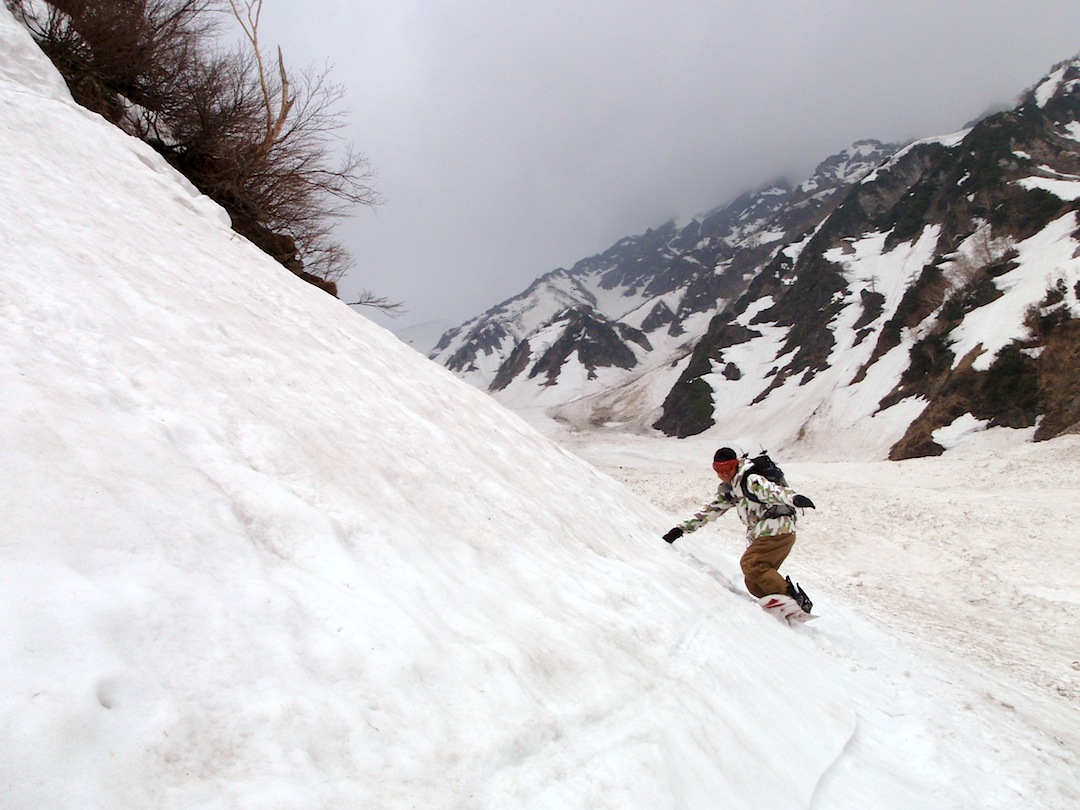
257, 1, 1080, 345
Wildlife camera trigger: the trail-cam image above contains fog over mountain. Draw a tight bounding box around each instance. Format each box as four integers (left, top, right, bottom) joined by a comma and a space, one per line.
254, 1, 1080, 342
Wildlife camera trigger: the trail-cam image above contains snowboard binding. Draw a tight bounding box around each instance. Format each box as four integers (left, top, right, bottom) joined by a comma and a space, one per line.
785, 576, 813, 614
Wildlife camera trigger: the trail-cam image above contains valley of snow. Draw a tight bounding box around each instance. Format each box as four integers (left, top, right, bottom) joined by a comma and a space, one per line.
1, 9, 1078, 808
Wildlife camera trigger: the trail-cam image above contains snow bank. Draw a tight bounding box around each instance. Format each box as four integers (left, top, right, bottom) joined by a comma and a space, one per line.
0, 10, 857, 808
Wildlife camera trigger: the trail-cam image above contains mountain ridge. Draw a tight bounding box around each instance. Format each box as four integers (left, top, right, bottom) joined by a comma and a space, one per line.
430, 141, 898, 399
434, 58, 1080, 460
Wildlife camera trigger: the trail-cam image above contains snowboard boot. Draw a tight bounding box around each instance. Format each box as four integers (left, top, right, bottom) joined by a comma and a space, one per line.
785, 576, 813, 614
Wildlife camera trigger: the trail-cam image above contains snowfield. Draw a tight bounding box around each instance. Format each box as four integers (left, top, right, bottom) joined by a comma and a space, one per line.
562, 429, 1080, 711
0, 8, 1078, 808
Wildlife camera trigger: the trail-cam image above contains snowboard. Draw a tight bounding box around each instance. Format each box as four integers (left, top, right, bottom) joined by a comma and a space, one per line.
759, 594, 817, 625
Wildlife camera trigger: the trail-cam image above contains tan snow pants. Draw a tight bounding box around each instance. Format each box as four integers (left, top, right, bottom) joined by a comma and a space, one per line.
740, 532, 796, 598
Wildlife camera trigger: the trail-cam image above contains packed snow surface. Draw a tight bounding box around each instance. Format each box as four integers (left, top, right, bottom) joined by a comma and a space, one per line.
1, 9, 1078, 808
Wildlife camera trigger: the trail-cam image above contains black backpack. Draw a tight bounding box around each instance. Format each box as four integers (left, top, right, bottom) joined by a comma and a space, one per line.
740, 452, 787, 504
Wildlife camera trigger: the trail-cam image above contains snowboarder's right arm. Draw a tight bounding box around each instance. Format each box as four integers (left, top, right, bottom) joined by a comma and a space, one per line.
663, 491, 736, 543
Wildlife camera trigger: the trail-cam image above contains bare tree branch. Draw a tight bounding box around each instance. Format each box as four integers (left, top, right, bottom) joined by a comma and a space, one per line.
225, 0, 292, 156
347, 291, 407, 316
13, 0, 396, 308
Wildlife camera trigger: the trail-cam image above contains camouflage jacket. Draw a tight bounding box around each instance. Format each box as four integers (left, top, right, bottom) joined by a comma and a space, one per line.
678, 462, 801, 544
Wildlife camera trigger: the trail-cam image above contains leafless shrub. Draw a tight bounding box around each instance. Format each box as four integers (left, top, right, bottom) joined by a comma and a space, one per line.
10, 0, 216, 122
10, 0, 393, 307
915, 266, 951, 314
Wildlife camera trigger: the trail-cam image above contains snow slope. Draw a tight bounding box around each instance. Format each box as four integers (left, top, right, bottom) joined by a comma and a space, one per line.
0, 10, 1077, 808
564, 430, 1080, 808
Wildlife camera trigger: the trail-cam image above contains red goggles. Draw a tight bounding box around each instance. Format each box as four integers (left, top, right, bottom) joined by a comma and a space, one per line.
712, 459, 739, 476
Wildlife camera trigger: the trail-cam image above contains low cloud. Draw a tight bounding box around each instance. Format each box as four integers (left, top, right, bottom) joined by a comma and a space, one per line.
260, 0, 1080, 335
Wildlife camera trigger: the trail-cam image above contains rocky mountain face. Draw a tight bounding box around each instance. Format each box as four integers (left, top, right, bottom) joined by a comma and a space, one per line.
433, 56, 1080, 459
431, 141, 898, 405
657, 56, 1080, 458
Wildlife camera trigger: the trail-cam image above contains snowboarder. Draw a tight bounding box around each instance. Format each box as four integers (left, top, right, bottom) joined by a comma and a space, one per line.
662, 447, 815, 614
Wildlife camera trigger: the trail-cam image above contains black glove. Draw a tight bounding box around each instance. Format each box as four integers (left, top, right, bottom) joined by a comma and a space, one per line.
792, 495, 815, 509
663, 527, 684, 544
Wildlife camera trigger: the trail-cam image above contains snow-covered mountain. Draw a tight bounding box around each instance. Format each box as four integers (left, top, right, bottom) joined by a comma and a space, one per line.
434, 58, 1080, 460
430, 141, 898, 408
657, 57, 1080, 459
